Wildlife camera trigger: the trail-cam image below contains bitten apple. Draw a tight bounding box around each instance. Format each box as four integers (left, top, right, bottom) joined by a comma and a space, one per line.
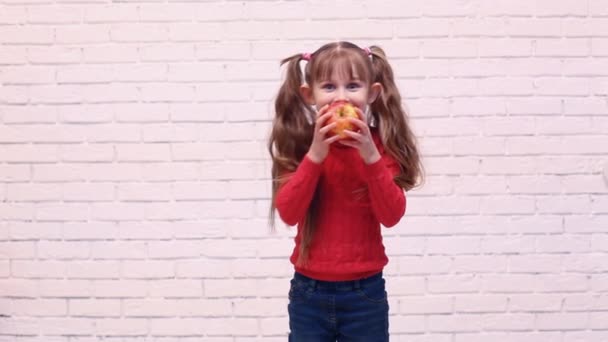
325, 100, 361, 140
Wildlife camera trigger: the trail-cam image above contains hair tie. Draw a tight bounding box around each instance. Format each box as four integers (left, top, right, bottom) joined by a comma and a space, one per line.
301, 53, 312, 61
363, 47, 372, 56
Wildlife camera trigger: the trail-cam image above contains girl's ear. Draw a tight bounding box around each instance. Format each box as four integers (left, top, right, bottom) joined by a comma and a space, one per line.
300, 84, 315, 105
368, 82, 383, 104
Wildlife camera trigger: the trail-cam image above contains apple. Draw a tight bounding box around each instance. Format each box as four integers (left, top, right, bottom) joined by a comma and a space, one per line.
325, 100, 361, 140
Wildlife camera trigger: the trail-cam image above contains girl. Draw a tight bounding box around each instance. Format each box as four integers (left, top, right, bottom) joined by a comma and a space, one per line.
268, 41, 422, 341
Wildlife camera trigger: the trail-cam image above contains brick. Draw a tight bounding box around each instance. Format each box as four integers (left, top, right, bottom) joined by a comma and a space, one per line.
139, 3, 197, 22
116, 144, 171, 162
176, 259, 232, 278
147, 279, 202, 298
0, 279, 38, 297
148, 318, 205, 335
537, 313, 588, 330
506, 18, 562, 37
0, 26, 53, 44
205, 278, 258, 297
539, 234, 591, 253
147, 240, 200, 259
39, 279, 92, 298
169, 23, 224, 42
367, 1, 423, 18
428, 314, 483, 332
536, 274, 589, 292
535, 0, 587, 17
91, 203, 146, 221
509, 255, 562, 273
69, 299, 120, 317
452, 256, 508, 273
66, 261, 121, 279
84, 4, 139, 23
509, 294, 563, 312
428, 274, 481, 294
117, 183, 172, 202
398, 296, 452, 314
6, 183, 62, 202
27, 5, 84, 24
480, 235, 537, 254
453, 18, 507, 37
0, 241, 36, 259
565, 331, 608, 342
423, 0, 476, 17
480, 313, 536, 331
421, 39, 477, 58
110, 24, 168, 42
482, 274, 540, 293
37, 241, 90, 259
0, 46, 27, 65
454, 295, 507, 313
564, 294, 608, 311
140, 43, 196, 62
563, 254, 608, 272
427, 236, 481, 255
93, 280, 147, 298
478, 0, 535, 17
95, 319, 148, 335
56, 25, 111, 44
1, 66, 55, 85
83, 45, 138, 63
122, 261, 174, 279
536, 38, 590, 57
395, 19, 451, 38
536, 195, 592, 214
247, 1, 308, 20
90, 241, 147, 259
391, 315, 426, 333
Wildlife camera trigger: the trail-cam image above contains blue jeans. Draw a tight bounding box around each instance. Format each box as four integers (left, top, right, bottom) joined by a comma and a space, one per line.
288, 271, 389, 341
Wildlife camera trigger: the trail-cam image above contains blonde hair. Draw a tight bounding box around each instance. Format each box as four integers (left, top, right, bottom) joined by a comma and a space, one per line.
268, 41, 423, 265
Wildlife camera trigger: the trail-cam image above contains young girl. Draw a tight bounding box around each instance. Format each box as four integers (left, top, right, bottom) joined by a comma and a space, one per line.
268, 41, 422, 341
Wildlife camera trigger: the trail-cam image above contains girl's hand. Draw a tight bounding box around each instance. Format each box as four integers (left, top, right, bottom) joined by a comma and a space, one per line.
339, 108, 381, 164
306, 104, 342, 164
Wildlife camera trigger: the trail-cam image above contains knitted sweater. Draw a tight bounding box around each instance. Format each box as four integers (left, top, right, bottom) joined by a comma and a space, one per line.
275, 129, 406, 281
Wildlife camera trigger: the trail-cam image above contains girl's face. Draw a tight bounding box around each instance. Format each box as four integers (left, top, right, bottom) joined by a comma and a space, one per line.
300, 67, 381, 121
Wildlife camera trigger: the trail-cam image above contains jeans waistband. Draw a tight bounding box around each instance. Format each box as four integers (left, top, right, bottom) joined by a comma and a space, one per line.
293, 271, 383, 291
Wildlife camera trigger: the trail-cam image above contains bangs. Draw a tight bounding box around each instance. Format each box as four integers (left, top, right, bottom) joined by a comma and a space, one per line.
309, 49, 371, 84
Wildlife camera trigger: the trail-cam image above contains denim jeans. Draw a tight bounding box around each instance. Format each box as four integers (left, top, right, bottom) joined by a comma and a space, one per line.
288, 271, 389, 341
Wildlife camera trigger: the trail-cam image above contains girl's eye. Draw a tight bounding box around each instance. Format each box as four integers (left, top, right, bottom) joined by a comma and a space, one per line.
347, 83, 361, 90
321, 84, 335, 90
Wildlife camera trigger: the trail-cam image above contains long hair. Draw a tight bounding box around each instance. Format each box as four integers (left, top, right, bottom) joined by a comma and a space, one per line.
268, 41, 423, 266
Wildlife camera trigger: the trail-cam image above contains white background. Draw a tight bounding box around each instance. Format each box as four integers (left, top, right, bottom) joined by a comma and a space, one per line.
1, 0, 608, 340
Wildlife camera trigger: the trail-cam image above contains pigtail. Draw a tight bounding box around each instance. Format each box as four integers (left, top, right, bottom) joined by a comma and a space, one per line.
268, 54, 315, 231
368, 46, 424, 191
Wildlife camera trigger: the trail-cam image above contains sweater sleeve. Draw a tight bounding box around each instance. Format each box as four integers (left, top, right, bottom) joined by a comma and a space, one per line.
274, 155, 323, 226
363, 152, 406, 228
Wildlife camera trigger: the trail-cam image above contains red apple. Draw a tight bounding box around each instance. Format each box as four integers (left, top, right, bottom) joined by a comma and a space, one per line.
325, 100, 361, 140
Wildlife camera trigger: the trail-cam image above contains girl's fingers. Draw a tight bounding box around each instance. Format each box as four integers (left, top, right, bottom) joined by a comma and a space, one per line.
346, 117, 368, 133
342, 129, 363, 141
318, 121, 337, 135
324, 135, 342, 145
354, 107, 365, 118
316, 111, 334, 127
316, 104, 330, 117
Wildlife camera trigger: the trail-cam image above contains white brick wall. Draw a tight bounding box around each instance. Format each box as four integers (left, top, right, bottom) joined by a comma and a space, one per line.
0, 0, 607, 340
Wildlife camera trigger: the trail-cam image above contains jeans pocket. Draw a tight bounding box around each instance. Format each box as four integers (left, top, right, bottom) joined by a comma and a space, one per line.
288, 278, 313, 304
356, 277, 387, 304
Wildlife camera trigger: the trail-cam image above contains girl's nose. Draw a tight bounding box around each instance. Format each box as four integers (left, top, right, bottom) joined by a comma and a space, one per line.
336, 88, 348, 101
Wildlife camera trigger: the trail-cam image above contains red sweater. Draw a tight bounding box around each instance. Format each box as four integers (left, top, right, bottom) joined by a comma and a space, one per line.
275, 129, 406, 281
